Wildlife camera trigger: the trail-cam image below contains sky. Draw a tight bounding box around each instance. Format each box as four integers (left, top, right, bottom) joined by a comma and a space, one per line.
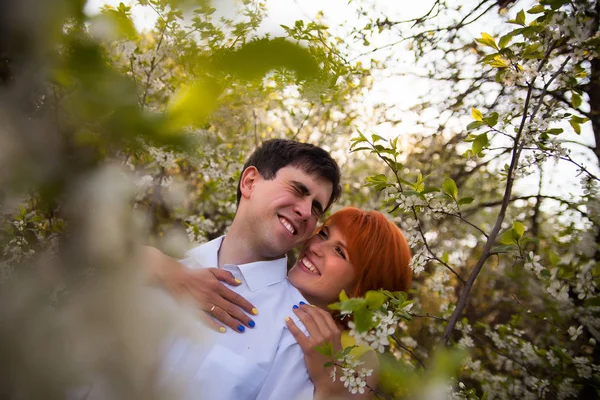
84, 0, 598, 203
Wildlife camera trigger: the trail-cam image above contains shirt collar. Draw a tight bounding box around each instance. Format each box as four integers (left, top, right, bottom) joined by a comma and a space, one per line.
185, 236, 288, 292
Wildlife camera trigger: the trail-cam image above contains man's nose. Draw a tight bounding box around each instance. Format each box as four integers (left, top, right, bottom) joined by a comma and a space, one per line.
294, 198, 312, 219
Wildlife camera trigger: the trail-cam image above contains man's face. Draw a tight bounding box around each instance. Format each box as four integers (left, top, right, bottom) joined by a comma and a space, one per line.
242, 165, 333, 258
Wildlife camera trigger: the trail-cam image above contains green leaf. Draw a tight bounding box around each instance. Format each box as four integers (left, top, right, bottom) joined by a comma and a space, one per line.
500, 229, 516, 245
522, 42, 543, 59
167, 79, 222, 129
546, 128, 563, 135
353, 307, 374, 332
458, 197, 474, 206
541, 269, 551, 278
467, 121, 484, 130
549, 251, 561, 265
211, 37, 320, 82
473, 133, 489, 154
339, 289, 349, 301
95, 6, 138, 40
483, 112, 499, 127
421, 187, 440, 195
471, 108, 483, 121
516, 10, 526, 25
441, 252, 449, 264
314, 341, 333, 357
513, 221, 525, 238
569, 119, 581, 134
584, 297, 600, 307
475, 32, 498, 50
571, 115, 589, 124
498, 32, 514, 49
371, 134, 384, 143
442, 177, 458, 199
339, 298, 366, 311
527, 5, 546, 14
365, 291, 387, 309
350, 146, 372, 153
489, 55, 509, 68
491, 245, 515, 254
337, 346, 358, 358
571, 92, 582, 108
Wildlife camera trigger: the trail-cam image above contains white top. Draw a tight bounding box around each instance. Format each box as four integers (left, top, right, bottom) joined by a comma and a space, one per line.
162, 236, 314, 400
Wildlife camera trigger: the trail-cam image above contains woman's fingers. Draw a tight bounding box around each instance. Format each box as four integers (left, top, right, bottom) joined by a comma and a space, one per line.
292, 304, 324, 340
209, 270, 258, 317
302, 304, 340, 338
294, 303, 342, 351
209, 268, 241, 286
207, 302, 254, 333
177, 268, 256, 331
197, 309, 227, 334
285, 317, 312, 353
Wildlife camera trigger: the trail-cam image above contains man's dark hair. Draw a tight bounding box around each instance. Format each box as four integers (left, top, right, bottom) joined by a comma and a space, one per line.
236, 139, 341, 211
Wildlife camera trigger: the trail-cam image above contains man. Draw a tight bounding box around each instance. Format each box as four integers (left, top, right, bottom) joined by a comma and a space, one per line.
159, 139, 342, 400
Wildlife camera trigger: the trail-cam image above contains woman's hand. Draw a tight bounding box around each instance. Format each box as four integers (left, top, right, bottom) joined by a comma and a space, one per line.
142, 246, 258, 333
286, 303, 347, 398
286, 303, 378, 399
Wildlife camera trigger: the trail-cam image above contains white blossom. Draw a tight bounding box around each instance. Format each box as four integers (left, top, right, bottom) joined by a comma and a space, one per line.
348, 310, 399, 353
573, 357, 592, 379
409, 247, 428, 275
547, 350, 560, 367
458, 335, 474, 349
336, 353, 373, 395
524, 251, 544, 275
568, 325, 583, 341
547, 277, 570, 301
557, 378, 577, 399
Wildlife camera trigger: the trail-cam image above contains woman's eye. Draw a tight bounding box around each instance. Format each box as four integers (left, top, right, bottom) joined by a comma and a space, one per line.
336, 247, 346, 259
318, 230, 327, 238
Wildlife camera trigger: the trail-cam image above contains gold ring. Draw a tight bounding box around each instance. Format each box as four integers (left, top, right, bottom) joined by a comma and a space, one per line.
209, 305, 216, 313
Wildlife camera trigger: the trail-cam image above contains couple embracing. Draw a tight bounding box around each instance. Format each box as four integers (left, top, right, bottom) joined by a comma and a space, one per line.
146, 139, 412, 400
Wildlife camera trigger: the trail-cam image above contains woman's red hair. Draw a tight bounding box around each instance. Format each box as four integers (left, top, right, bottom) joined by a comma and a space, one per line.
324, 207, 412, 297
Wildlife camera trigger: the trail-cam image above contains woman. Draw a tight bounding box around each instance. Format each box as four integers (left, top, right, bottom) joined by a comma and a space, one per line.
149, 207, 412, 399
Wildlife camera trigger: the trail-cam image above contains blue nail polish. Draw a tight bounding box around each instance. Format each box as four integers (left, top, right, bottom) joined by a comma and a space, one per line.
238, 325, 245, 332
248, 320, 255, 328
293, 305, 299, 309
299, 301, 306, 305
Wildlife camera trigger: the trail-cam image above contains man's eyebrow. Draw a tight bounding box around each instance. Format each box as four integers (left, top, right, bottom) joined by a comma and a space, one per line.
291, 180, 324, 214
291, 180, 310, 196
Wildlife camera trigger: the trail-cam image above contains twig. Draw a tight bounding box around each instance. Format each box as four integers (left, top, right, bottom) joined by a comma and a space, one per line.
391, 334, 426, 369
437, 211, 489, 239
291, 104, 314, 141
409, 312, 447, 322
141, 24, 168, 110
442, 61, 542, 345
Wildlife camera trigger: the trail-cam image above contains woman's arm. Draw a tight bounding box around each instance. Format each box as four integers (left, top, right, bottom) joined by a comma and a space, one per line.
141, 246, 258, 332
286, 303, 379, 399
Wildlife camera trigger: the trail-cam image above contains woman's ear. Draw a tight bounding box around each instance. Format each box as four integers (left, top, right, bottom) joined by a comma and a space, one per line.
239, 166, 260, 200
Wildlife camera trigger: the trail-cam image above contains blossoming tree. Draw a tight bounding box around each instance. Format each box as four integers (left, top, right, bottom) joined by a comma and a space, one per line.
0, 0, 598, 399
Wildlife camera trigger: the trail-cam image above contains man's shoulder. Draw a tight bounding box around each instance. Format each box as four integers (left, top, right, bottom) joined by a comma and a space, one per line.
181, 237, 223, 269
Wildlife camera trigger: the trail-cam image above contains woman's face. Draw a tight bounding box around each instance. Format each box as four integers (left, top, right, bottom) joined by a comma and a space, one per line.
288, 223, 356, 309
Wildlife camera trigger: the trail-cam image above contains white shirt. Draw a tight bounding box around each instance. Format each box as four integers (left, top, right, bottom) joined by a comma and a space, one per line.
162, 236, 314, 400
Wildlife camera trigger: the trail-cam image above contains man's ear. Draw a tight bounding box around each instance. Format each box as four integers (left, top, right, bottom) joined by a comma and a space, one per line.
239, 166, 260, 199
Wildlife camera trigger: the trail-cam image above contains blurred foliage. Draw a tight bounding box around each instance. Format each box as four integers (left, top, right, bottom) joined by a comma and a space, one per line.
1, 0, 599, 399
